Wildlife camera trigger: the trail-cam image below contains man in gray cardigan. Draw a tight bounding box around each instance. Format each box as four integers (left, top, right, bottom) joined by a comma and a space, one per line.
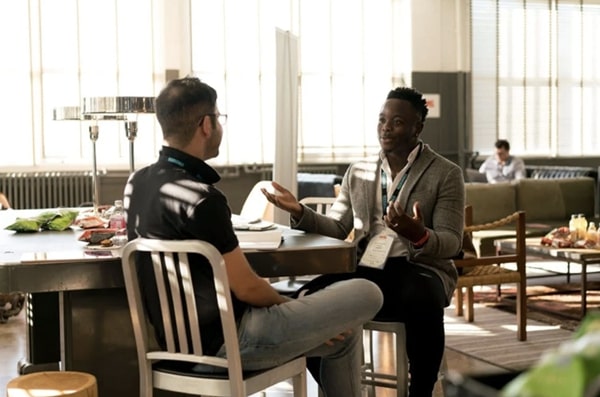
263, 87, 464, 397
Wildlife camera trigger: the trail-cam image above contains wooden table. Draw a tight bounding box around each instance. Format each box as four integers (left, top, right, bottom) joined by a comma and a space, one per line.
0, 209, 356, 397
496, 237, 600, 317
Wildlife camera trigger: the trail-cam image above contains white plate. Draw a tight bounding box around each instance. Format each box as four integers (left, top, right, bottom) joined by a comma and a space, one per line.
84, 244, 122, 251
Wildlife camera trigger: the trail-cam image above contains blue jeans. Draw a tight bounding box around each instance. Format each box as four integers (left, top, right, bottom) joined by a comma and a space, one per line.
199, 278, 383, 397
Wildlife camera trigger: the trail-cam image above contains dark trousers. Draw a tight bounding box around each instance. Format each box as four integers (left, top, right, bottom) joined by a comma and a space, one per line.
297, 257, 447, 397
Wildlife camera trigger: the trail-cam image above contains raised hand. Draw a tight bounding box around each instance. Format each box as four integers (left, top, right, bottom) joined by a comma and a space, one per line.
384, 201, 427, 244
261, 181, 304, 219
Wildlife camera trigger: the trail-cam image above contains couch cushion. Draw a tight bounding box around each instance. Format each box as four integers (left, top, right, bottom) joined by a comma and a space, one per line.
516, 179, 566, 223
516, 177, 596, 224
465, 183, 517, 225
556, 177, 595, 219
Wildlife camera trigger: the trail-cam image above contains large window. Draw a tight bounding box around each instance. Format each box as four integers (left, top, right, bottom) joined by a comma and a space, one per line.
0, 0, 407, 171
0, 0, 163, 171
190, 0, 405, 166
471, 0, 600, 157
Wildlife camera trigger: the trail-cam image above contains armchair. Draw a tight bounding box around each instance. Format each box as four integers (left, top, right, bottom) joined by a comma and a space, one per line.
454, 206, 528, 341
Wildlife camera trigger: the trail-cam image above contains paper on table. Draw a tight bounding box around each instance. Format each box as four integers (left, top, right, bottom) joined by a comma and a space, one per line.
235, 228, 283, 250
231, 214, 276, 231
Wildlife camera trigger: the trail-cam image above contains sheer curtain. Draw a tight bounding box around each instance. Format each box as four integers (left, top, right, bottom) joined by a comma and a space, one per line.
0, 0, 406, 170
471, 0, 600, 157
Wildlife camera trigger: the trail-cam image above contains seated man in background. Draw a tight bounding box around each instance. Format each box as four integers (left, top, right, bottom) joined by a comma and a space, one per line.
0, 192, 10, 209
478, 139, 526, 183
124, 76, 383, 397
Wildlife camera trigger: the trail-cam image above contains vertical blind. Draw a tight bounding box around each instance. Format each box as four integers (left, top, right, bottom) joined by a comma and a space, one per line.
0, 0, 406, 170
471, 0, 600, 157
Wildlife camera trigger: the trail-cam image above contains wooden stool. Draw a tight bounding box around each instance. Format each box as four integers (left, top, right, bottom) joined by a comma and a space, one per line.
7, 371, 97, 397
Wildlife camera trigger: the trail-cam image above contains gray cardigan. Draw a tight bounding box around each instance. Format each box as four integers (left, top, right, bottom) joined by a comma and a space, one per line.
292, 145, 464, 304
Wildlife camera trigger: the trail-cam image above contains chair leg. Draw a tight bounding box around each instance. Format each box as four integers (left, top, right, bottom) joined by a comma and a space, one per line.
455, 288, 464, 317
465, 287, 474, 322
516, 279, 527, 341
395, 330, 408, 397
362, 328, 376, 397
292, 369, 307, 397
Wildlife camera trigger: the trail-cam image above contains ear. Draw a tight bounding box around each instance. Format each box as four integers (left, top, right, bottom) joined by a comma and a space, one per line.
198, 115, 213, 138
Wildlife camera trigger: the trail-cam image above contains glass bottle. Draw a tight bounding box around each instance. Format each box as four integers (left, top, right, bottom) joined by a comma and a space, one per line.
109, 199, 127, 246
587, 222, 598, 246
569, 214, 578, 242
577, 214, 588, 240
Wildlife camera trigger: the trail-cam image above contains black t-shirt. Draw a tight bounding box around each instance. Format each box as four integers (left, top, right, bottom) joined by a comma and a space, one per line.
125, 146, 244, 354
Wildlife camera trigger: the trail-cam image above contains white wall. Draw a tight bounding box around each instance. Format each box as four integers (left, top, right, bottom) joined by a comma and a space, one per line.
411, 0, 470, 72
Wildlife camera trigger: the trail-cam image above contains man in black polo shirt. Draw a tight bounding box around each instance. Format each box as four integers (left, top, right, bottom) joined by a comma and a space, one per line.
124, 77, 383, 396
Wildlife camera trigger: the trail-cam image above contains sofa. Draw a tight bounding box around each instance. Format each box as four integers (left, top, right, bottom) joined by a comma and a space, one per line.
525, 165, 598, 180
465, 165, 598, 184
465, 177, 597, 255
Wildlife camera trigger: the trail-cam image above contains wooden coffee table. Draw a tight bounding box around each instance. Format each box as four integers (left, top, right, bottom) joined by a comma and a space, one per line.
496, 237, 600, 318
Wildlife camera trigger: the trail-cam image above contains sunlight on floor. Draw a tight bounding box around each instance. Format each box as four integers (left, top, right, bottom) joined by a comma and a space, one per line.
502, 324, 561, 332
445, 323, 497, 337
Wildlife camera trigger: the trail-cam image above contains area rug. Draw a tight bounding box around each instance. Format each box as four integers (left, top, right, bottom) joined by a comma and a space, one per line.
444, 304, 573, 371
471, 282, 600, 331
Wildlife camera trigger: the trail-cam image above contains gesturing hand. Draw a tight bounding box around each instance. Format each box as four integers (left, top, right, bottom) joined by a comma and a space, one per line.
384, 201, 427, 244
261, 181, 303, 219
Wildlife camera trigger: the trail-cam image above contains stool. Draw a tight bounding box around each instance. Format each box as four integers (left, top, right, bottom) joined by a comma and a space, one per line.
361, 321, 409, 397
7, 371, 97, 397
361, 321, 448, 397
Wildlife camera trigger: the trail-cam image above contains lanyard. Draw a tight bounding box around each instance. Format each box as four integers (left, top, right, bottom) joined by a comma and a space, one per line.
381, 169, 409, 217
167, 156, 205, 182
380, 142, 423, 216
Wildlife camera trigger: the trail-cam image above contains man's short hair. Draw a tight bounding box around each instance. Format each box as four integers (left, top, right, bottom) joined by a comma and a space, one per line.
155, 77, 218, 147
495, 139, 510, 151
386, 87, 429, 123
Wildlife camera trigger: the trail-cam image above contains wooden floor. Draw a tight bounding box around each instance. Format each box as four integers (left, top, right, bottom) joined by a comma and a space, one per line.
4, 259, 591, 396
0, 308, 505, 397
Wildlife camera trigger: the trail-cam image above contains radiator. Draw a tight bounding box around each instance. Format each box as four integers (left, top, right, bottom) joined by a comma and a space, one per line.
0, 171, 100, 209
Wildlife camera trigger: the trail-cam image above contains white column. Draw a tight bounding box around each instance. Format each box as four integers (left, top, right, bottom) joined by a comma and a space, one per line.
273, 28, 299, 226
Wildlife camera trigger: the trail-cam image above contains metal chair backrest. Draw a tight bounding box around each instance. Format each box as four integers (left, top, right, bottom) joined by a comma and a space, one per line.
299, 196, 336, 215
121, 238, 243, 395
121, 238, 307, 397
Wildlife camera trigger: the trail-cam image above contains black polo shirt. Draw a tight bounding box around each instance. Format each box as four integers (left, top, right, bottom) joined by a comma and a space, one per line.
125, 146, 245, 354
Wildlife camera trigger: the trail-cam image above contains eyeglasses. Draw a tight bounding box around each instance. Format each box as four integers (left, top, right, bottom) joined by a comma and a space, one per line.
199, 113, 228, 126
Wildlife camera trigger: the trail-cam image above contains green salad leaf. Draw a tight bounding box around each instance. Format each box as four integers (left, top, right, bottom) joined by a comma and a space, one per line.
42, 210, 79, 231
5, 209, 79, 233
5, 218, 42, 233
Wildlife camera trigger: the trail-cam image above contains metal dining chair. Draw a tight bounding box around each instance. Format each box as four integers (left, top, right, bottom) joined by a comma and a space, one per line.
121, 238, 307, 397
